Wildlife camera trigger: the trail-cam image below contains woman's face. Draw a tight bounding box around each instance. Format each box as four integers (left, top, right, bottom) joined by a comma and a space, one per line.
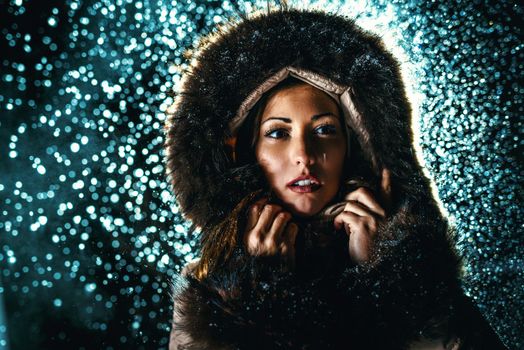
255, 83, 346, 217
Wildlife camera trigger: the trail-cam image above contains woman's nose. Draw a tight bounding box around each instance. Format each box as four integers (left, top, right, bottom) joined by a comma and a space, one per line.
291, 137, 315, 166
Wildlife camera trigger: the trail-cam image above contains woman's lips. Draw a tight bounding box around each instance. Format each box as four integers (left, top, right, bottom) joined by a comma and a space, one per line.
286, 174, 322, 193
288, 184, 321, 193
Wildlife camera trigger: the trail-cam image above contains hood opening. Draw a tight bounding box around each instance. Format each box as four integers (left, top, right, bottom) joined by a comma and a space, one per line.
226, 66, 380, 189
165, 9, 431, 230
225, 67, 381, 220
227, 66, 377, 169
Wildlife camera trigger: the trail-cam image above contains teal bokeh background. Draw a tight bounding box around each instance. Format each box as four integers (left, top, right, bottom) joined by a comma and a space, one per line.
0, 0, 521, 349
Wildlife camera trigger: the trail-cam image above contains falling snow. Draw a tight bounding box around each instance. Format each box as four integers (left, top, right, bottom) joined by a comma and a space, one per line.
0, 0, 521, 349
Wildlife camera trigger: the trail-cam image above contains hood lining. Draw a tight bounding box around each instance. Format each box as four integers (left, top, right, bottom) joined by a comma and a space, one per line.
228, 67, 372, 166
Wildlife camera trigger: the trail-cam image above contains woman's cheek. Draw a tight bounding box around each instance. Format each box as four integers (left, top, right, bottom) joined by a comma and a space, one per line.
320, 149, 344, 196
256, 151, 284, 188
325, 141, 345, 174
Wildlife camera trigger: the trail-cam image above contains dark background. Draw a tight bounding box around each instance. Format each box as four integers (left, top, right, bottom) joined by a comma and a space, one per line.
0, 0, 522, 349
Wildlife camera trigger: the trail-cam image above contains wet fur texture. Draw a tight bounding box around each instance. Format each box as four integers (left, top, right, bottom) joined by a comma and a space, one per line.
165, 9, 429, 229
165, 8, 504, 350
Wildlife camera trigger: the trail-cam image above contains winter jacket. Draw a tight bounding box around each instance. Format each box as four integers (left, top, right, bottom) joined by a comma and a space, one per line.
164, 8, 504, 350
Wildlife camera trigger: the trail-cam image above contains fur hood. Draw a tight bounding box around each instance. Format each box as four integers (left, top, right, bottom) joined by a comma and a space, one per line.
165, 8, 504, 350
164, 8, 439, 230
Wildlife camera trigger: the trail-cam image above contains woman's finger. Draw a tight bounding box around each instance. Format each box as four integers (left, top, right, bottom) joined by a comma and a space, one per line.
254, 197, 269, 207
334, 212, 377, 263
348, 226, 373, 263
245, 198, 268, 231
335, 210, 378, 237
333, 210, 360, 232
246, 204, 261, 232
342, 201, 379, 218
243, 199, 269, 254
265, 211, 291, 248
243, 228, 262, 255
255, 204, 283, 233
379, 168, 392, 212
346, 187, 386, 218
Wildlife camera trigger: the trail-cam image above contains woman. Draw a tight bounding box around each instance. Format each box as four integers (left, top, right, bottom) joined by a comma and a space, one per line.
165, 8, 504, 350
241, 78, 387, 267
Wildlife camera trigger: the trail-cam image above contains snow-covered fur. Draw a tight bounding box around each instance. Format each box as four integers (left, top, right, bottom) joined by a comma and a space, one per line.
164, 8, 503, 350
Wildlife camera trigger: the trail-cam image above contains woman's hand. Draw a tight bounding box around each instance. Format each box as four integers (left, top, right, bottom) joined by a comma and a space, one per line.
334, 169, 391, 263
243, 198, 299, 269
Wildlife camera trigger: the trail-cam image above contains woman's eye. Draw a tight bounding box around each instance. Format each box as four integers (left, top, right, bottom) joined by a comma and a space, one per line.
264, 128, 289, 139
314, 124, 337, 135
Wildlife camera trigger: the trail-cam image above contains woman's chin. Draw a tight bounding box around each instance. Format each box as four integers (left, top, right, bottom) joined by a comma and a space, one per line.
274, 190, 330, 218
285, 203, 323, 218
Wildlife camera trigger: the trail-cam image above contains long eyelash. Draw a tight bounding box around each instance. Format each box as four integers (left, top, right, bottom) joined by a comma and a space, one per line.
263, 128, 276, 137
263, 124, 337, 137
263, 127, 288, 137
315, 123, 337, 133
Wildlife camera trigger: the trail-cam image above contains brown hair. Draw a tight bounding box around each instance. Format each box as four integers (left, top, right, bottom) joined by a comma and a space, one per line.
194, 77, 354, 280
235, 77, 311, 165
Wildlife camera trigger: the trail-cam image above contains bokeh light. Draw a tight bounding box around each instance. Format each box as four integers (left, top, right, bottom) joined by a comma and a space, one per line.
0, 0, 521, 349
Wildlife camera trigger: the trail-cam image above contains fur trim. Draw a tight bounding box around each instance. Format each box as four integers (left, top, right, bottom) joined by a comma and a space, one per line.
165, 8, 504, 350
172, 221, 464, 349
165, 9, 435, 229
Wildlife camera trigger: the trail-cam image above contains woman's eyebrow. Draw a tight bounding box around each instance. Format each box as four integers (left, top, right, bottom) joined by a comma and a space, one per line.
311, 112, 337, 121
261, 112, 337, 125
261, 117, 292, 124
